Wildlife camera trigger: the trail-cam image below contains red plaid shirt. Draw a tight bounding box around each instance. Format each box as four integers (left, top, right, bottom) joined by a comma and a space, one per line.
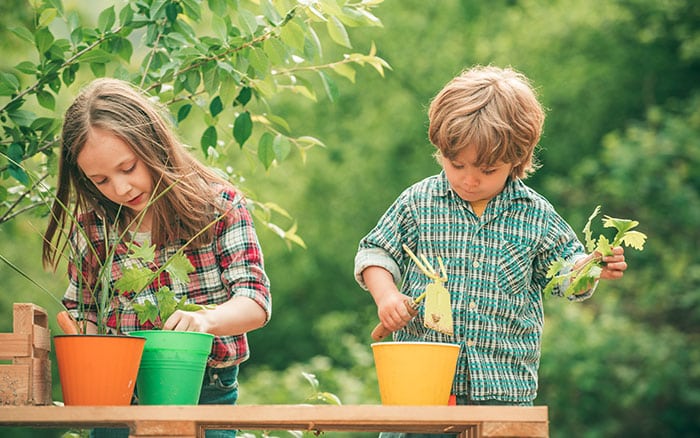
63, 186, 271, 367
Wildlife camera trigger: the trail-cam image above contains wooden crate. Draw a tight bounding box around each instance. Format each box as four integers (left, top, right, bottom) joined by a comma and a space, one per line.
0, 303, 52, 405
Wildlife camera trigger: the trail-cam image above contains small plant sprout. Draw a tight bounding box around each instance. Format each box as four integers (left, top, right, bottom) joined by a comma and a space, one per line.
543, 205, 648, 297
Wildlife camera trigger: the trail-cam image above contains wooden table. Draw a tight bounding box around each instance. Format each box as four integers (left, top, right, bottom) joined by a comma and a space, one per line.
0, 404, 548, 438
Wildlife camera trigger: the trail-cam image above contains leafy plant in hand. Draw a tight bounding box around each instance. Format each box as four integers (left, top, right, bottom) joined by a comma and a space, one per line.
544, 205, 647, 297
113, 215, 223, 329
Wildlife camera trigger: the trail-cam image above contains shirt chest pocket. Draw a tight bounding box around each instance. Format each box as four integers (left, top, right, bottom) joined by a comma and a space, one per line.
497, 241, 534, 295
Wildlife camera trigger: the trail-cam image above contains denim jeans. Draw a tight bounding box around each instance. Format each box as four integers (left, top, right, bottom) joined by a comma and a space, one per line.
91, 365, 239, 438
377, 396, 533, 438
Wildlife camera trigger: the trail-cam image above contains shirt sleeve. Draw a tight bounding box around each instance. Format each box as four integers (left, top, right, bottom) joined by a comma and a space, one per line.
216, 192, 272, 323
354, 189, 418, 289
534, 207, 597, 301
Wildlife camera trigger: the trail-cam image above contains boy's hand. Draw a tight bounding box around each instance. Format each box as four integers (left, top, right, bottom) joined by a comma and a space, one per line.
378, 291, 416, 332
599, 246, 627, 280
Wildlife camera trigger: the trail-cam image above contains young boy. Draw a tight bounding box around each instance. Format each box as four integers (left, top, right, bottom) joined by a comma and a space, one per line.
354, 65, 627, 409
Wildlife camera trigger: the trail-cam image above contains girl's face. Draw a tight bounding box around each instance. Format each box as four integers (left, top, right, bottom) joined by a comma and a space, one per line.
442, 146, 513, 204
77, 127, 154, 228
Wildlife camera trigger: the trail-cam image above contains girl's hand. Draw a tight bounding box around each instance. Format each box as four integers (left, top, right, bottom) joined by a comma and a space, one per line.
162, 309, 210, 332
377, 291, 415, 332
599, 246, 627, 280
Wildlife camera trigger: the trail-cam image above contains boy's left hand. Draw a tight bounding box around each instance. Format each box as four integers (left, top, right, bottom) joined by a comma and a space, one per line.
599, 246, 627, 280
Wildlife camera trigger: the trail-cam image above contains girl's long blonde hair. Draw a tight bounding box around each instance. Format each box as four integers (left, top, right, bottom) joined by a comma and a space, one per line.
43, 77, 230, 270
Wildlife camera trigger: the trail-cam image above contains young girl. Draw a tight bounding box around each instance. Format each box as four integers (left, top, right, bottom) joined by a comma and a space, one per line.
43, 78, 271, 438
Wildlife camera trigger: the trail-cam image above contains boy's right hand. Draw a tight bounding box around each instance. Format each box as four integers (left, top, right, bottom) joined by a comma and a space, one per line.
377, 291, 417, 332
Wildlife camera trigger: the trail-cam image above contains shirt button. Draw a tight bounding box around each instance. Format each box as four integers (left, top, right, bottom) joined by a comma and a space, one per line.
472, 261, 480, 268
467, 340, 475, 347
469, 301, 476, 310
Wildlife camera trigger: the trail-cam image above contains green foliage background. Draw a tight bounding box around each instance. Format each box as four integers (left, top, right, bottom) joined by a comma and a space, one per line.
1, 0, 699, 437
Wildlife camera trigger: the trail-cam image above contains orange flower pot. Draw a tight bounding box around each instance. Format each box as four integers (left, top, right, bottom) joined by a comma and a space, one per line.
54, 334, 146, 406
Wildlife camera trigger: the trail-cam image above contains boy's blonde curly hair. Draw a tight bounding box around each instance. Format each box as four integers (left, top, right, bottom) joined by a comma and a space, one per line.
428, 65, 545, 179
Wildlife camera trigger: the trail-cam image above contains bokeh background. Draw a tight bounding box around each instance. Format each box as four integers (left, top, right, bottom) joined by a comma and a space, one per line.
1, 1, 698, 437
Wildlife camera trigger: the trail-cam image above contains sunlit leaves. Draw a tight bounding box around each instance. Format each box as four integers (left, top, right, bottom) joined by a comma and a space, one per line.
327, 15, 351, 48
0, 0, 390, 252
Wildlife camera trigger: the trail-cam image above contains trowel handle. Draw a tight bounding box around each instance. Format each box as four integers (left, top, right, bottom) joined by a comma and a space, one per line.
370, 299, 419, 342
57, 310, 80, 335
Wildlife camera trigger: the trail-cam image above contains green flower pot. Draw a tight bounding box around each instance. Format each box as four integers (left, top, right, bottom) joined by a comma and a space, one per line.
132, 330, 214, 405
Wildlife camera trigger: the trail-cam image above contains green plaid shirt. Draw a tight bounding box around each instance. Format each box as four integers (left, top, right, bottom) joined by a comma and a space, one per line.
355, 171, 591, 402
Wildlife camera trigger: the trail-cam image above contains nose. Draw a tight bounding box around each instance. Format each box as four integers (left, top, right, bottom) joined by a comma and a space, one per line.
462, 171, 479, 188
112, 176, 132, 197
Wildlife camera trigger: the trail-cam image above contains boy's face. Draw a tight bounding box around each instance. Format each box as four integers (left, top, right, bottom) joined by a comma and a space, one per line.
441, 147, 513, 204
77, 127, 155, 226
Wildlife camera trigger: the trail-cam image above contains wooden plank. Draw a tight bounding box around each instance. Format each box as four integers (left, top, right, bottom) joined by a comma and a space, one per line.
0, 365, 30, 405
33, 325, 51, 355
0, 405, 549, 436
31, 358, 52, 405
131, 420, 197, 437
481, 421, 549, 437
0, 334, 31, 359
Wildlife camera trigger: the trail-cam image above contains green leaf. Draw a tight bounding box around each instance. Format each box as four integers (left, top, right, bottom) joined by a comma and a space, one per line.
582, 205, 601, 253
0, 72, 20, 95
133, 300, 160, 325
208, 0, 227, 16
155, 287, 178, 323
76, 49, 112, 63
201, 125, 218, 154
8, 110, 37, 127
34, 27, 54, 55
177, 104, 192, 122
238, 8, 259, 36
209, 96, 223, 117
115, 266, 154, 294
130, 242, 156, 264
327, 15, 351, 48
97, 6, 116, 32
233, 111, 253, 147
235, 87, 252, 106
14, 61, 37, 75
273, 134, 292, 162
164, 252, 195, 284
318, 70, 339, 102
258, 132, 275, 169
620, 231, 647, 251
331, 62, 356, 83
279, 20, 305, 51
38, 8, 58, 28
10, 26, 34, 44
36, 90, 56, 110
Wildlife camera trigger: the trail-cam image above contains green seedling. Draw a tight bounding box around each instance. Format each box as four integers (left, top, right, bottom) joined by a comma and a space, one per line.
544, 205, 647, 297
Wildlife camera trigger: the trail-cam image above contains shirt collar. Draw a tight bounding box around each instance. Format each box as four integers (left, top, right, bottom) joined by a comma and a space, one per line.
436, 170, 531, 204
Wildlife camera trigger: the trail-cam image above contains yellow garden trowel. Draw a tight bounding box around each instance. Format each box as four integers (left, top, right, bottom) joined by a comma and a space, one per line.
371, 245, 454, 340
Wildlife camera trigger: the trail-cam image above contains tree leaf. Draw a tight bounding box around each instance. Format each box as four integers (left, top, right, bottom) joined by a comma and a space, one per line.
258, 132, 275, 169
201, 125, 218, 155
273, 134, 292, 162
326, 15, 351, 48
97, 6, 116, 33
209, 95, 223, 117
233, 111, 253, 147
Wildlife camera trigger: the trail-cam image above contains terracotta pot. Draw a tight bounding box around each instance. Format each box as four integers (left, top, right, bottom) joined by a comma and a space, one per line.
54, 334, 146, 406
